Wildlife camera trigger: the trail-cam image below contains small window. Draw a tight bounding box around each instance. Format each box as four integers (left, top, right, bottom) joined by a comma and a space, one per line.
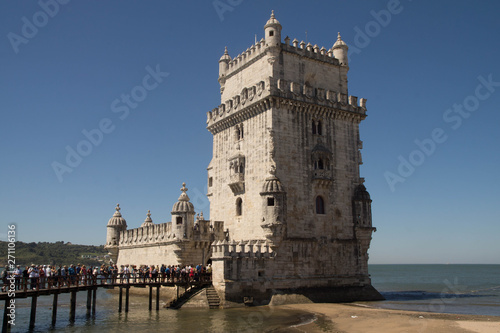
318, 159, 324, 170
208, 177, 213, 187
316, 196, 325, 215
236, 198, 242, 216
267, 197, 275, 206
176, 216, 183, 225
269, 30, 274, 37
317, 121, 322, 135
312, 120, 317, 135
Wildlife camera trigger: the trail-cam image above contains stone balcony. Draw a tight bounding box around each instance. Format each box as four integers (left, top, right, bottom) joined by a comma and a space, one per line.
229, 173, 245, 194
312, 169, 333, 187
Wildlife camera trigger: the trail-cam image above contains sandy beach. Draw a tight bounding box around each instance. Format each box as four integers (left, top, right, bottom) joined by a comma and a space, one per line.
281, 303, 500, 333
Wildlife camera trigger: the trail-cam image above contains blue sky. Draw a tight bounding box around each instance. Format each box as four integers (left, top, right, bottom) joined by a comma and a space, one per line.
1, 1, 499, 264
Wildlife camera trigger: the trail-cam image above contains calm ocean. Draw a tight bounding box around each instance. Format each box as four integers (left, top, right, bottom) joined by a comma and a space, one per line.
2, 264, 499, 332
366, 264, 500, 316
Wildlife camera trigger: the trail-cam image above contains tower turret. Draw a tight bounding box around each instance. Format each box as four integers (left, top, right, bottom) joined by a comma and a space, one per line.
219, 47, 231, 77
171, 182, 195, 239
141, 210, 153, 228
332, 32, 349, 66
105, 203, 127, 262
264, 10, 282, 48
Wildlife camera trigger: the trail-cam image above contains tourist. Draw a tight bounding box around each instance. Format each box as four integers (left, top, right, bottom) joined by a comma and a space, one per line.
28, 264, 39, 290
14, 265, 22, 290
1, 269, 9, 292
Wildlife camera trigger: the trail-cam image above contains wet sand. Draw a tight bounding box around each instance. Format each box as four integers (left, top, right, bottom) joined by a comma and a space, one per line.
279, 303, 500, 333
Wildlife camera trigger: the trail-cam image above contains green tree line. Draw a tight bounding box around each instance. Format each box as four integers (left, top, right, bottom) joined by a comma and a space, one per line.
0, 241, 109, 267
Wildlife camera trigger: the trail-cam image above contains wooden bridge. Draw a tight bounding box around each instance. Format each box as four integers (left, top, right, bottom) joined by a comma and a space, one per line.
0, 275, 213, 332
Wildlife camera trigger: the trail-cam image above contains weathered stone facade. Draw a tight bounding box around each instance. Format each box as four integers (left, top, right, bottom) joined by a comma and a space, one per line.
207, 11, 381, 306
104, 11, 382, 307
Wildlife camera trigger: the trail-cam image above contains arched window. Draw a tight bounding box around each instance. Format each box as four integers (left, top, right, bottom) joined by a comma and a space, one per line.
312, 120, 323, 135
316, 196, 325, 214
317, 158, 324, 170
236, 198, 242, 216
176, 216, 183, 224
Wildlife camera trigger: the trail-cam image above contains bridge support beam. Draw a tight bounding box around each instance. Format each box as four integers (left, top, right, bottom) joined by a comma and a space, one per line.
148, 286, 152, 311
125, 286, 130, 313
69, 291, 76, 322
118, 286, 123, 313
86, 289, 92, 317
156, 286, 160, 311
51, 293, 58, 327
29, 295, 37, 331
92, 287, 96, 316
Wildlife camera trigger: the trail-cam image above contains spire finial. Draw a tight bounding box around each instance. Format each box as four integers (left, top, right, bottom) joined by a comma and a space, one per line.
147, 210, 151, 218
337, 32, 342, 40
271, 10, 275, 18
116, 203, 120, 212
224, 46, 228, 54
181, 182, 187, 193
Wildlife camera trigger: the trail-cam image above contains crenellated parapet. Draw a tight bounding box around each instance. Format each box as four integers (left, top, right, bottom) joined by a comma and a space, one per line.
282, 38, 341, 66
211, 239, 275, 259
207, 78, 368, 134
118, 222, 175, 247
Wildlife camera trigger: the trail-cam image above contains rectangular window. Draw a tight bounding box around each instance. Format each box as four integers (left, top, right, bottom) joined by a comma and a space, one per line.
209, 177, 213, 187
176, 216, 182, 225
267, 197, 275, 206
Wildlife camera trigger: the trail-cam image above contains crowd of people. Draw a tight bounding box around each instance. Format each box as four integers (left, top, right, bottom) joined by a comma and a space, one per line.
1, 263, 212, 291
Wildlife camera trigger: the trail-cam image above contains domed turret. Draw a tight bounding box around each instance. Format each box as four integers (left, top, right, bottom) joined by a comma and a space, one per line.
107, 203, 127, 228
260, 166, 287, 246
141, 210, 154, 228
171, 183, 195, 213
105, 204, 127, 262
264, 10, 282, 48
353, 184, 372, 227
171, 183, 196, 239
332, 32, 348, 66
219, 46, 231, 77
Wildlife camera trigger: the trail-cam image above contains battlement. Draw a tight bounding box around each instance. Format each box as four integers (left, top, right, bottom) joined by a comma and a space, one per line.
207, 77, 367, 133
118, 219, 219, 248
221, 37, 343, 80
211, 239, 275, 259
281, 38, 341, 66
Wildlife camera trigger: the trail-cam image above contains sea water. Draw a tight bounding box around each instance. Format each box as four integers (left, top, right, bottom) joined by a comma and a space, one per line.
366, 264, 500, 316
2, 265, 499, 332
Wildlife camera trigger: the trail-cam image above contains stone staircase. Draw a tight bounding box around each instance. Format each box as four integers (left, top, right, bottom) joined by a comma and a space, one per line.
205, 285, 220, 309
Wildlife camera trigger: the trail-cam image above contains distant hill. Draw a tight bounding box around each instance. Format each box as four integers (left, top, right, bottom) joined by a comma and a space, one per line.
0, 241, 109, 267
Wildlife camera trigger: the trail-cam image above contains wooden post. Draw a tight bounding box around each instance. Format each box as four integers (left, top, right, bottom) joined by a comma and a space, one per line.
149, 286, 152, 311
156, 286, 160, 311
69, 290, 76, 322
86, 289, 92, 317
29, 296, 37, 331
92, 287, 96, 316
2, 298, 10, 333
125, 286, 130, 313
118, 286, 123, 313
51, 293, 58, 327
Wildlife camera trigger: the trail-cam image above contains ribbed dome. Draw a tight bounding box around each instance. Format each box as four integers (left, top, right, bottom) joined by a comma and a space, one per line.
219, 46, 231, 62
107, 204, 127, 228
261, 175, 285, 193
332, 32, 347, 49
264, 10, 281, 29
171, 183, 195, 213
354, 185, 371, 201
141, 210, 153, 228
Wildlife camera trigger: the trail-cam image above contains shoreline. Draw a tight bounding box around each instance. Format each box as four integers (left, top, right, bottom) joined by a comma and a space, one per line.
278, 303, 500, 333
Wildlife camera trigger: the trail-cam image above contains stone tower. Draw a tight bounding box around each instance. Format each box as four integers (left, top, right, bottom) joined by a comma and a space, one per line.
105, 204, 127, 263
206, 12, 382, 306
